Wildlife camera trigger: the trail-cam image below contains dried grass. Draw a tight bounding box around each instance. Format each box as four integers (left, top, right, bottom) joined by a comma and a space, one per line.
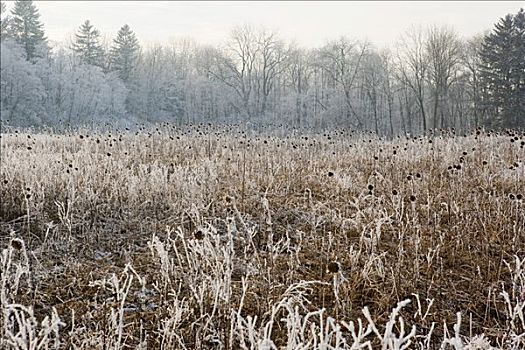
0, 126, 523, 349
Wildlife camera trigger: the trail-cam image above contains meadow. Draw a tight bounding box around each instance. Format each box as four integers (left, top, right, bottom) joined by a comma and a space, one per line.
0, 125, 524, 349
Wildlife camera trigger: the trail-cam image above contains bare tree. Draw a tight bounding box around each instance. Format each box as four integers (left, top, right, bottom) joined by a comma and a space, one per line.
207, 25, 288, 120
286, 46, 313, 126
461, 34, 486, 128
425, 25, 462, 129
396, 26, 429, 133
207, 25, 257, 118
379, 49, 398, 138
318, 37, 369, 128
361, 51, 383, 134
254, 28, 288, 116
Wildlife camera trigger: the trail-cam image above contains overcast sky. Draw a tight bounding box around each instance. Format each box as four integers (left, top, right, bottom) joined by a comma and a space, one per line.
4, 1, 525, 48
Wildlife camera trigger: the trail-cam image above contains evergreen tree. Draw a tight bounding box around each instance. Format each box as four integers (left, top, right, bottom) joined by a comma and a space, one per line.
9, 0, 47, 61
72, 20, 105, 67
511, 9, 525, 127
0, 1, 11, 40
110, 24, 140, 82
479, 9, 525, 128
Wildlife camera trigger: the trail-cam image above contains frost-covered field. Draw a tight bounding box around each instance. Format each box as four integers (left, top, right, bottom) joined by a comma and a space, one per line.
1, 125, 524, 349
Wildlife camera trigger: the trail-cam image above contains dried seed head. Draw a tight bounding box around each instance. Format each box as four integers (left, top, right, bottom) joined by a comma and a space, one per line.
327, 171, 334, 177
392, 189, 398, 196
327, 261, 340, 273
11, 239, 23, 250
194, 230, 204, 240
410, 195, 416, 202
368, 184, 374, 191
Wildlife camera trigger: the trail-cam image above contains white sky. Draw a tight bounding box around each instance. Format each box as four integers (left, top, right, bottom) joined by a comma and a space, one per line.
4, 1, 525, 48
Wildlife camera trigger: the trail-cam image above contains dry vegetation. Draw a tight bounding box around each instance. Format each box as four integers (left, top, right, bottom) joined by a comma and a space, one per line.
0, 125, 524, 349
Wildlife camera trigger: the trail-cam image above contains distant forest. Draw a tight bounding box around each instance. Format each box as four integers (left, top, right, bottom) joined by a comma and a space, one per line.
0, 1, 524, 135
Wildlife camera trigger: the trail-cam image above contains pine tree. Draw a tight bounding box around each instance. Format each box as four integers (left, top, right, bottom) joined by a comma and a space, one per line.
110, 24, 140, 82
72, 20, 105, 67
9, 0, 47, 61
479, 9, 525, 128
0, 1, 11, 40
511, 9, 525, 128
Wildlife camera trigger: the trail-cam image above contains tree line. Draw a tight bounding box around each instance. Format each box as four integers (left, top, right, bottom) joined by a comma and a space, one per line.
0, 0, 523, 134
